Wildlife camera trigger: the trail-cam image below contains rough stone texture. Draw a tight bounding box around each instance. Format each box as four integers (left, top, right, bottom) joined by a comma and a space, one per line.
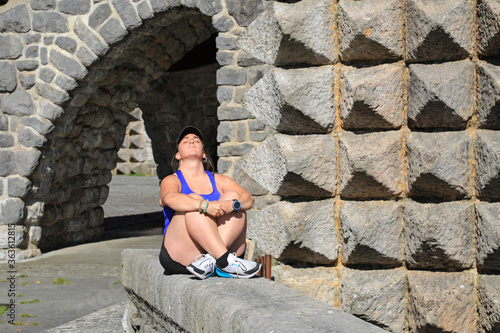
272, 265, 341, 308
339, 130, 403, 200
122, 249, 387, 333
342, 269, 407, 333
338, 0, 403, 62
59, 0, 91, 15
476, 202, 500, 271
74, 18, 110, 57
248, 199, 337, 264
477, 274, 500, 333
2, 88, 35, 116
114, 108, 156, 176
0, 5, 31, 33
407, 271, 475, 332
14, 149, 41, 177
0, 224, 25, 248
476, 130, 500, 201
404, 200, 474, 271
238, 0, 337, 66
408, 61, 473, 130
406, 0, 474, 62
226, 0, 266, 27
198, 0, 223, 16
477, 60, 500, 130
0, 61, 17, 92
7, 176, 31, 198
0, 197, 25, 225
89, 3, 112, 29
406, 131, 472, 201
99, 18, 128, 45
18, 128, 45, 147
243, 134, 337, 197
32, 12, 69, 33
244, 66, 336, 134
0, 34, 23, 59
112, 0, 142, 30
55, 36, 78, 54
50, 49, 88, 80
341, 63, 403, 130
341, 201, 403, 266
17, 59, 39, 71
477, 0, 500, 57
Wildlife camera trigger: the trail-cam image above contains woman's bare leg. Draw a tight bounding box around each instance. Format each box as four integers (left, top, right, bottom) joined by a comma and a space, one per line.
217, 191, 247, 257
164, 193, 228, 265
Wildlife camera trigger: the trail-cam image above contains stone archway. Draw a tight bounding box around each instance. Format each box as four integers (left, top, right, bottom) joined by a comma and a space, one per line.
0, 0, 266, 258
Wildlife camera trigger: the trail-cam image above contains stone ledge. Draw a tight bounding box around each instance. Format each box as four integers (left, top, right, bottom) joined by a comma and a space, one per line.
121, 249, 388, 333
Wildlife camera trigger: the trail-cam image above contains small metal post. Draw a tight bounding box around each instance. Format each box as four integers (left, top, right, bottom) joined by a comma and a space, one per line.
256, 256, 263, 276
264, 254, 271, 279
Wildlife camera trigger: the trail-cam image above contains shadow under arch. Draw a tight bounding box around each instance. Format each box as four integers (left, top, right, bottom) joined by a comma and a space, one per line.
23, 7, 220, 252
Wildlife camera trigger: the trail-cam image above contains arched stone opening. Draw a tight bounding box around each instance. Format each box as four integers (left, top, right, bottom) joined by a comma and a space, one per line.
1, 1, 224, 258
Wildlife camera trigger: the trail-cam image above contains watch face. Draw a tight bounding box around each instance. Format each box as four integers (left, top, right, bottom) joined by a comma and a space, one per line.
233, 200, 241, 210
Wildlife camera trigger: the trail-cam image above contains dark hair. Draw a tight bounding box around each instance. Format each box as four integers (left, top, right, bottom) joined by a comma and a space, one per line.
170, 141, 215, 172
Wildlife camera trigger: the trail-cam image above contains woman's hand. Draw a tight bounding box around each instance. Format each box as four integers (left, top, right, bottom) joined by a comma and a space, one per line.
205, 201, 225, 217
204, 200, 235, 217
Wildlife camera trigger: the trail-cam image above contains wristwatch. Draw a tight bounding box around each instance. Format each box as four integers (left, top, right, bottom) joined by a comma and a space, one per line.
232, 199, 241, 213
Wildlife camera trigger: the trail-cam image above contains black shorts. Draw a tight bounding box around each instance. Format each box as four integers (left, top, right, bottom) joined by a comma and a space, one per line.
159, 237, 190, 275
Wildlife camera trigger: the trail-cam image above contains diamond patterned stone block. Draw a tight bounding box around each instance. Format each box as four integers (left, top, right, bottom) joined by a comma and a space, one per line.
407, 271, 475, 332
477, 61, 500, 129
341, 63, 404, 130
404, 200, 474, 270
407, 131, 472, 200
478, 0, 500, 57
340, 200, 403, 266
476, 130, 500, 200
476, 202, 500, 271
273, 265, 341, 307
406, 0, 474, 62
408, 61, 473, 130
338, 0, 403, 62
477, 275, 500, 333
248, 199, 337, 264
238, 0, 337, 66
242, 134, 337, 197
342, 269, 407, 333
244, 66, 336, 134
339, 130, 403, 199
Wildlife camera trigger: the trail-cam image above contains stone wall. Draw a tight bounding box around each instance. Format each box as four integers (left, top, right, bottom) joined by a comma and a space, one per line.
121, 248, 388, 333
114, 107, 156, 176
1, 0, 500, 332
226, 1, 500, 332
114, 62, 219, 177
0, 0, 224, 256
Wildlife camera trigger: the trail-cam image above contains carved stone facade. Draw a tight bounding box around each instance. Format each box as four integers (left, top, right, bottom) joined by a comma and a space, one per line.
0, 0, 500, 332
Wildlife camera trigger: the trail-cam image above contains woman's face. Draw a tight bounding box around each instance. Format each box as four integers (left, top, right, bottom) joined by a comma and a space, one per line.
176, 134, 205, 161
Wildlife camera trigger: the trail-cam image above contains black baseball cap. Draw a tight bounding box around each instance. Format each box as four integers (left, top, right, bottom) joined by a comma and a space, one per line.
176, 125, 204, 146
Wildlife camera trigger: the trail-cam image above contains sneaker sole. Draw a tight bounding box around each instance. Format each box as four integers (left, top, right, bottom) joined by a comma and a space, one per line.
215, 264, 261, 279
186, 265, 216, 280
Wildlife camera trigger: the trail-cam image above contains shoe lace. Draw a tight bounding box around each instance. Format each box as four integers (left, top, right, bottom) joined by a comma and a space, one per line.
230, 253, 244, 277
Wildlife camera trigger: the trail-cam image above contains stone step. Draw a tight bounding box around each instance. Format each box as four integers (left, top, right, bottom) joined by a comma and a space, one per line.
45, 302, 126, 333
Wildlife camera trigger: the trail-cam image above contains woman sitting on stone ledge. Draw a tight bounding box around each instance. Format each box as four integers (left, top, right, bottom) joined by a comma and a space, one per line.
159, 126, 261, 279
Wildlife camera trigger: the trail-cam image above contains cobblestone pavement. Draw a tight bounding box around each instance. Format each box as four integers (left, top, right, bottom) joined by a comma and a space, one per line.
0, 175, 163, 332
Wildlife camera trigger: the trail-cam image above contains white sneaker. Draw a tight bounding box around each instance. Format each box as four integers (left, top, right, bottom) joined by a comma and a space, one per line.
186, 253, 216, 279
216, 253, 261, 279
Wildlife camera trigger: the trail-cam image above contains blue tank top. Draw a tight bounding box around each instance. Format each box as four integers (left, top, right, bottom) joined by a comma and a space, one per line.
163, 170, 221, 233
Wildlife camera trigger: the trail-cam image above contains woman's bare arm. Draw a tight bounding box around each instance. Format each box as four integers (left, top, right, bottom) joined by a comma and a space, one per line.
160, 175, 204, 212
215, 174, 254, 211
